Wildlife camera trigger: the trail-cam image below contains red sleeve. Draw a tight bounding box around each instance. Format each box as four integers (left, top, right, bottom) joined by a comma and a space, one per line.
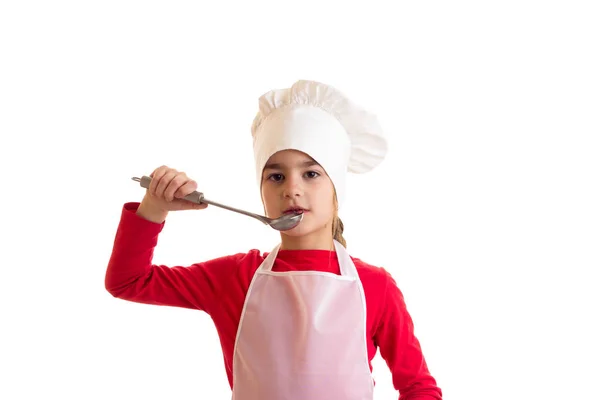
374, 270, 443, 400
104, 202, 240, 315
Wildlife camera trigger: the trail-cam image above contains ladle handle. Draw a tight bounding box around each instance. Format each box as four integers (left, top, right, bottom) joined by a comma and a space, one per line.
132, 176, 270, 223
134, 176, 205, 204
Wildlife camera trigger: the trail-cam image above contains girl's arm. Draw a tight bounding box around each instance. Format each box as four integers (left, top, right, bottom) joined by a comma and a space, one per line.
374, 271, 443, 400
104, 202, 238, 315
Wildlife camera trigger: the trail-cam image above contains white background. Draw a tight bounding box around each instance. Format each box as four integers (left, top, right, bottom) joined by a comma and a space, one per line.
1, 1, 598, 399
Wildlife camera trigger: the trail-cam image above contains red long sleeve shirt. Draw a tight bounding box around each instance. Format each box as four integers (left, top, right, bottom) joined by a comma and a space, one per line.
105, 203, 442, 400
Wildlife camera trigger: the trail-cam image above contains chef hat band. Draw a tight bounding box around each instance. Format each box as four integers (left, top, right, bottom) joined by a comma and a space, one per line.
251, 80, 388, 207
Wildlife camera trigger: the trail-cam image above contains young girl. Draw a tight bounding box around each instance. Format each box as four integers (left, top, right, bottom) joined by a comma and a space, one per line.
105, 80, 443, 399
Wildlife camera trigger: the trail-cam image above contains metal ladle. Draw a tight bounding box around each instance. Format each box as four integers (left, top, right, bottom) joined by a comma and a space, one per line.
131, 176, 303, 231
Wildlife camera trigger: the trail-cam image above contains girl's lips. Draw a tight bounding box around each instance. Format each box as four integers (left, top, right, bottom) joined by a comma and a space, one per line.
284, 209, 306, 214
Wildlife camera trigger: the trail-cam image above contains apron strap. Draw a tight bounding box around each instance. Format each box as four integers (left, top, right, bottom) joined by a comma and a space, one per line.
258, 240, 359, 279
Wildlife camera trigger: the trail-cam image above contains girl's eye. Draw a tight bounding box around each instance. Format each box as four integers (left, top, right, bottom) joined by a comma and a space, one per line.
305, 171, 320, 179
268, 173, 284, 182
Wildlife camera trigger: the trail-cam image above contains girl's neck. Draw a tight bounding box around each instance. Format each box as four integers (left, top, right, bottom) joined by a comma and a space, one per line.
280, 232, 334, 251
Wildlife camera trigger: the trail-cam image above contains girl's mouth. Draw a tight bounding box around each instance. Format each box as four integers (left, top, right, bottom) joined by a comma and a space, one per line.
283, 208, 306, 215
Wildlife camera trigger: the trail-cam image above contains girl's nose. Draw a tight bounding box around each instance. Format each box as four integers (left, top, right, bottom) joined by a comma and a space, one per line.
282, 176, 303, 198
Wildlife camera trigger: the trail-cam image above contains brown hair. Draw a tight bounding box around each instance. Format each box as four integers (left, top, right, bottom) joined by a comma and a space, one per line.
332, 194, 346, 248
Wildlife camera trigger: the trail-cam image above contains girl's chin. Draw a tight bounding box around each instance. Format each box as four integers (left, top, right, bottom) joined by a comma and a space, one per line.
280, 221, 329, 238
280, 226, 306, 236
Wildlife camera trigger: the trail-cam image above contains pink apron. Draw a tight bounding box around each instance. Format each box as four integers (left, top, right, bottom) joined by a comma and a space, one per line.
231, 240, 374, 400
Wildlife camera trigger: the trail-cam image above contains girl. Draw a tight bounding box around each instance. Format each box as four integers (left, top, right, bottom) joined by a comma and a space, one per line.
105, 80, 443, 399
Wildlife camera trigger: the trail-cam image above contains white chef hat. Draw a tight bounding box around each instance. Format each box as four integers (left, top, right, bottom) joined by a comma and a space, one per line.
251, 80, 387, 206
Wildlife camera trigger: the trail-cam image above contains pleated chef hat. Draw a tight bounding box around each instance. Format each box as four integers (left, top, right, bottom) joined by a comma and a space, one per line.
251, 80, 387, 206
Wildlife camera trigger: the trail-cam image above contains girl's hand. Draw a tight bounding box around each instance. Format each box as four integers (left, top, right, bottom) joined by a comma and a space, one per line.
137, 165, 207, 222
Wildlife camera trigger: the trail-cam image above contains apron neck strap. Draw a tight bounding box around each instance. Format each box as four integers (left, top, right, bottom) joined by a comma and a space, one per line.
258, 240, 358, 278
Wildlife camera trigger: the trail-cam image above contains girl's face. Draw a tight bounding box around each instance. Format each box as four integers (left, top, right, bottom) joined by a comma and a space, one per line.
260, 149, 335, 249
